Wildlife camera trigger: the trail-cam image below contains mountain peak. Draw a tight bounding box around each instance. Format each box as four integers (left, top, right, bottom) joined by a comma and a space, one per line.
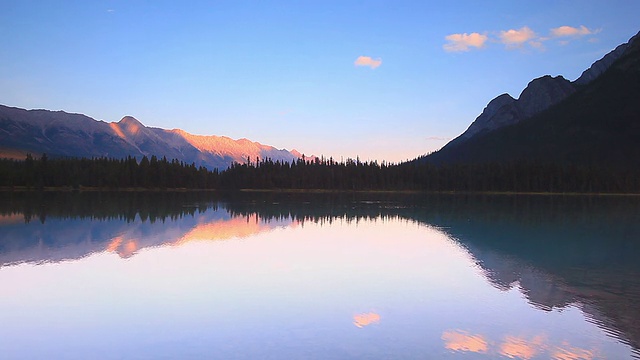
445, 75, 575, 148
118, 116, 143, 126
117, 116, 145, 135
456, 93, 516, 141
516, 75, 575, 119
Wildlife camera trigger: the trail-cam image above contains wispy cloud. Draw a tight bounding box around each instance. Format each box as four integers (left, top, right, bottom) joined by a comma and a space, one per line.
499, 26, 536, 48
354, 56, 382, 69
426, 136, 450, 141
443, 33, 488, 52
549, 25, 600, 45
444, 25, 601, 53
529, 40, 544, 50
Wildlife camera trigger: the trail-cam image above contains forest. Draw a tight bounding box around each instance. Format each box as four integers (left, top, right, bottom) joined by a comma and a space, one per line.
0, 153, 639, 193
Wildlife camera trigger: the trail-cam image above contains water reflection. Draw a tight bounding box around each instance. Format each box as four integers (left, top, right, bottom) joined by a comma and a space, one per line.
441, 330, 489, 354
0, 192, 295, 264
353, 312, 381, 328
442, 329, 598, 359
1, 191, 639, 358
175, 214, 293, 246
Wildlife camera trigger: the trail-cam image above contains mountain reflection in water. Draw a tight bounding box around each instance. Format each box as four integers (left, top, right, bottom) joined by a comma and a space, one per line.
0, 191, 639, 358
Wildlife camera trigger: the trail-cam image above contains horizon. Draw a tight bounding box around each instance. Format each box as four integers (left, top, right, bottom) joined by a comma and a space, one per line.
1, 1, 639, 162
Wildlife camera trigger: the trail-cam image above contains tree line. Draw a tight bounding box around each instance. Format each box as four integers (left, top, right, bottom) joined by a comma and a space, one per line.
1, 153, 639, 193
0, 154, 217, 189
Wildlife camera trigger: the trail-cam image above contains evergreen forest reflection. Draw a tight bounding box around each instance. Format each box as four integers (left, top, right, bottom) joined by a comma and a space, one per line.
1, 191, 639, 358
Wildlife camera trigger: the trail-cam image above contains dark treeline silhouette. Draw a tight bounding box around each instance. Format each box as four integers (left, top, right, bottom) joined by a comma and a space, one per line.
0, 154, 217, 189
220, 156, 640, 193
1, 153, 639, 193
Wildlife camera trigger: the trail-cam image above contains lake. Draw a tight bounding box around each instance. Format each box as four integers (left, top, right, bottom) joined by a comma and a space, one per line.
0, 191, 639, 359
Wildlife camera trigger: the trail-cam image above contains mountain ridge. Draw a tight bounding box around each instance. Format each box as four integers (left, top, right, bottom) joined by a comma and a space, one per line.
0, 105, 301, 170
424, 30, 640, 167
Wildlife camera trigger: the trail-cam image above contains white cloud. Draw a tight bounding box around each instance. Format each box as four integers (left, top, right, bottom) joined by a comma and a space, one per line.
354, 56, 382, 69
444, 25, 599, 53
499, 27, 536, 48
443, 32, 488, 52
551, 25, 594, 37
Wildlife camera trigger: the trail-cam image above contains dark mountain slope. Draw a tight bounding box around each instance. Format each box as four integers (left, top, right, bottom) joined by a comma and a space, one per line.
425, 31, 640, 168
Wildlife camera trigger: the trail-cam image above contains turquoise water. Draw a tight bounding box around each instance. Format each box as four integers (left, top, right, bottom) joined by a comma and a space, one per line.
0, 192, 639, 359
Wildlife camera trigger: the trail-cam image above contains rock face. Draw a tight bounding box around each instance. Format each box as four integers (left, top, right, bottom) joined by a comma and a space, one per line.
517, 75, 576, 118
574, 36, 635, 85
449, 76, 575, 147
0, 105, 300, 170
454, 93, 516, 142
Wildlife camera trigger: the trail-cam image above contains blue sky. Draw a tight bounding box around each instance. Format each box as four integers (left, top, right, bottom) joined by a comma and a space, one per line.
1, 1, 639, 162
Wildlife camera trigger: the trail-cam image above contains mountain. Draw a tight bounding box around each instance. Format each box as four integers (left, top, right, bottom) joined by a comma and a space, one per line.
0, 106, 300, 170
425, 31, 640, 167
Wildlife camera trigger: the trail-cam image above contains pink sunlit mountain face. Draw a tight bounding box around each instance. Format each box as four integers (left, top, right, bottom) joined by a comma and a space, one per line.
0, 106, 301, 170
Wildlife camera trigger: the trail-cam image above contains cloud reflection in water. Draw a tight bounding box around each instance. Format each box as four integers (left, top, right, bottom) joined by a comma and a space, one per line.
442, 329, 596, 359
353, 312, 380, 328
441, 330, 489, 353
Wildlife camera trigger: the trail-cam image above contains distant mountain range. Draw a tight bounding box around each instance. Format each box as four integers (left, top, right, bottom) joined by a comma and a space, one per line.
424, 30, 640, 168
0, 106, 301, 170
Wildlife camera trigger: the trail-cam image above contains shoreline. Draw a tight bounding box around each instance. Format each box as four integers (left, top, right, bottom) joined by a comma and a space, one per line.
1, 186, 639, 197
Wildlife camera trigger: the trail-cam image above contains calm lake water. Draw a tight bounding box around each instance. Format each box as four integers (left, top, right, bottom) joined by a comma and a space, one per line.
1, 191, 639, 359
